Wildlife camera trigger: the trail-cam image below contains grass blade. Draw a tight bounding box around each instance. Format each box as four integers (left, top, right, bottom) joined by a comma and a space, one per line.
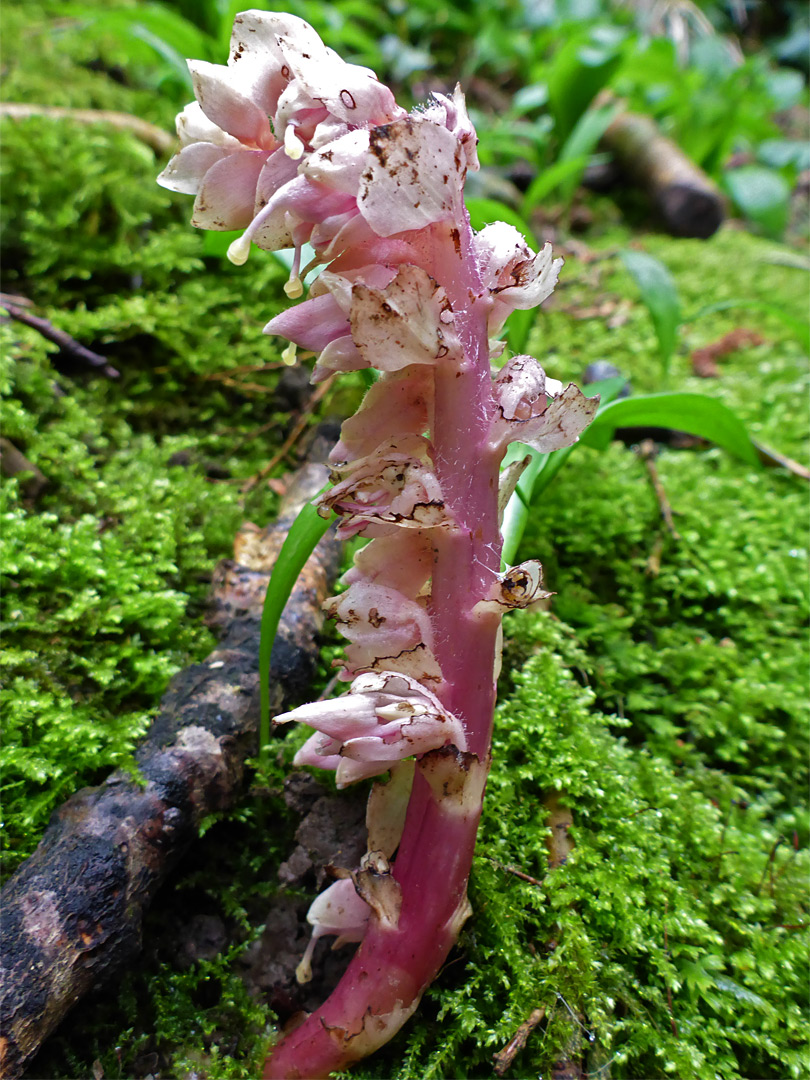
258, 496, 332, 765
619, 249, 681, 379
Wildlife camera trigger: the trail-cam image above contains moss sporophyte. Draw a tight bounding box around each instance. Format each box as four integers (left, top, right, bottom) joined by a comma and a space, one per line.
158, 11, 597, 1076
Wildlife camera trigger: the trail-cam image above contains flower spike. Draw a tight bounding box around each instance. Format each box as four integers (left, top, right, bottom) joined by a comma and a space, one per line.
160, 13, 597, 1076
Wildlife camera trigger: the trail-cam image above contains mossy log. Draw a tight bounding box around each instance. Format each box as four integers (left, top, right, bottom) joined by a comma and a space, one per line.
0, 440, 342, 1080
601, 112, 725, 239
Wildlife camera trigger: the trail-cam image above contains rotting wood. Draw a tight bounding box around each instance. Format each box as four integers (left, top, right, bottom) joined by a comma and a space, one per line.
0, 433, 342, 1080
601, 112, 724, 239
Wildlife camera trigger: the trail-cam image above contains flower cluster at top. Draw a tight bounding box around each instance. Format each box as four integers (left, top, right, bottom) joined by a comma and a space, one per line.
159, 9, 597, 976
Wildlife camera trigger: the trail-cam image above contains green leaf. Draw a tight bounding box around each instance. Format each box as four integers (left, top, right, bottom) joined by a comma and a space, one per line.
723, 167, 791, 241
580, 392, 760, 466
465, 198, 537, 246
555, 102, 622, 202
619, 249, 681, 377
258, 497, 332, 763
502, 307, 535, 355
757, 139, 810, 174
763, 68, 805, 111
686, 298, 810, 353
547, 26, 626, 140
523, 157, 589, 212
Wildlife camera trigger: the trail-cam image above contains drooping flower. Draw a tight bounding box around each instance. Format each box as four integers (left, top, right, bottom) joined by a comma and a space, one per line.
328, 368, 434, 462
275, 671, 467, 787
489, 354, 599, 454
294, 876, 370, 983
318, 434, 451, 537
474, 222, 563, 335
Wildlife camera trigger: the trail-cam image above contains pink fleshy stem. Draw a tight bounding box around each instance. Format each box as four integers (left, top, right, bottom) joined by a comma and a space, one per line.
264, 214, 503, 1080
264, 758, 488, 1079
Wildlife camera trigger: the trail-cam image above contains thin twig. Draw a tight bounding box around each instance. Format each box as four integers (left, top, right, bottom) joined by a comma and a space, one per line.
636, 438, 680, 538
216, 375, 282, 394
487, 857, 544, 888
755, 836, 784, 896
241, 375, 336, 493
0, 102, 174, 154
0, 294, 119, 378
493, 1008, 546, 1077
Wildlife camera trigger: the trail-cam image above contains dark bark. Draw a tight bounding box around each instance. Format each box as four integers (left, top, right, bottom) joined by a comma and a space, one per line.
0, 443, 342, 1080
0, 438, 48, 500
0, 294, 119, 379
601, 112, 725, 239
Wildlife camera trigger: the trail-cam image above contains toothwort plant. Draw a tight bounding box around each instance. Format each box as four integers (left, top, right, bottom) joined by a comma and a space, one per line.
159, 11, 597, 1077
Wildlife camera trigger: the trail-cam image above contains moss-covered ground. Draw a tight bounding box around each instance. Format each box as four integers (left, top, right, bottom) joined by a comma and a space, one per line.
2, 3, 808, 1078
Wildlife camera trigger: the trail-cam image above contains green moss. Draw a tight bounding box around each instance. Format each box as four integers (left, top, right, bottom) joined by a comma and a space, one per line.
3, 4, 808, 1077
343, 614, 808, 1080
0, 326, 283, 872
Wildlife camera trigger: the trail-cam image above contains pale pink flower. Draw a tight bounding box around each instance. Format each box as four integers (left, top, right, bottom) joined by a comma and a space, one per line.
294, 876, 370, 983
329, 368, 434, 463
318, 435, 450, 537
324, 580, 435, 679
474, 222, 563, 335
341, 531, 433, 598
276, 671, 467, 788
489, 355, 599, 454
158, 10, 405, 270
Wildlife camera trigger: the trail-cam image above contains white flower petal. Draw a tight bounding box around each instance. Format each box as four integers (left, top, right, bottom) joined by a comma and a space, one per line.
157, 142, 230, 195
359, 117, 465, 236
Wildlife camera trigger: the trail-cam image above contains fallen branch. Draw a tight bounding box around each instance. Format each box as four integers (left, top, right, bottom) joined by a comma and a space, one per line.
493, 1008, 546, 1077
0, 438, 48, 500
0, 436, 342, 1079
0, 293, 119, 379
0, 102, 174, 155
601, 112, 724, 239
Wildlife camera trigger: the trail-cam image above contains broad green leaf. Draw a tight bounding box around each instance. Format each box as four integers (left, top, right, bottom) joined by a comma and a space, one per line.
763, 67, 805, 111
258, 497, 332, 763
502, 307, 535, 355
74, 3, 217, 69
723, 167, 791, 241
619, 249, 681, 377
580, 392, 760, 467
511, 83, 550, 114
757, 139, 810, 174
547, 27, 626, 139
